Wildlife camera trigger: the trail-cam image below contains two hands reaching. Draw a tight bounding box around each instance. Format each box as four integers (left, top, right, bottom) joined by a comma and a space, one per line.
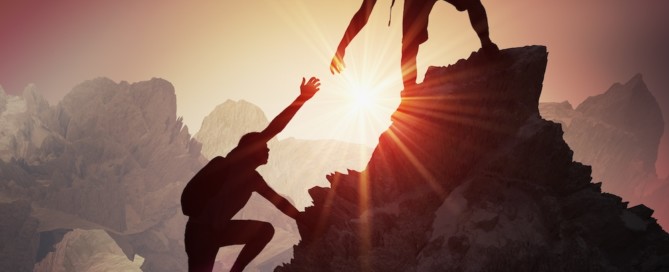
302, 50, 343, 98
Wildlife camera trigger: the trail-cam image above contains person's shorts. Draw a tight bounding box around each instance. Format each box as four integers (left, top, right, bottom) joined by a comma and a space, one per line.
445, 0, 470, 11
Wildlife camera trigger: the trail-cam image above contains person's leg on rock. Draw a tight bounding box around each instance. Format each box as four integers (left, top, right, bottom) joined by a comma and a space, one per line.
185, 220, 275, 272
401, 42, 420, 91
225, 220, 275, 272
464, 0, 499, 55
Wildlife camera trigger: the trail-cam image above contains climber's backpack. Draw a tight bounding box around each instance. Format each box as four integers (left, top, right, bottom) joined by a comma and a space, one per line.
181, 156, 229, 217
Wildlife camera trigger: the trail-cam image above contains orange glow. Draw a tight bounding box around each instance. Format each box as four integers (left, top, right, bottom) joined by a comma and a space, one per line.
357, 170, 372, 271
386, 124, 446, 198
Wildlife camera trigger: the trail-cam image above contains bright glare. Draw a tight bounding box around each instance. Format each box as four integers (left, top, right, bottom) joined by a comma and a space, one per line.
351, 86, 375, 112
340, 78, 396, 123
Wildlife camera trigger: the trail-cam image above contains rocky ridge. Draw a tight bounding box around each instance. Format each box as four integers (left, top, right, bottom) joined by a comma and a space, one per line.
278, 46, 669, 271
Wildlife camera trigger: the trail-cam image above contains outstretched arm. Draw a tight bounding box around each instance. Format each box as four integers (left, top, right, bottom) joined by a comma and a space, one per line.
257, 77, 320, 143
257, 181, 300, 220
330, 0, 377, 74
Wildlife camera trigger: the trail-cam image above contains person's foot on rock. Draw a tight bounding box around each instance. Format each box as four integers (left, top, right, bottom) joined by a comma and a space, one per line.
401, 82, 418, 97
481, 40, 500, 58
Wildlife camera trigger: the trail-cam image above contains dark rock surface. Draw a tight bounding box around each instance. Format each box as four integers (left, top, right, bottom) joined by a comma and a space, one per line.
35, 228, 72, 263
278, 46, 669, 271
0, 200, 39, 272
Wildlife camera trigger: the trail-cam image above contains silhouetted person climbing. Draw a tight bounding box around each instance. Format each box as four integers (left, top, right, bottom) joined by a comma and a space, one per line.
330, 0, 499, 90
181, 77, 321, 272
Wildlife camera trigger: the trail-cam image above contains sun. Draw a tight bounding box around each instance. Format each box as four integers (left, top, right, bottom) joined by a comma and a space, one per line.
351, 86, 375, 112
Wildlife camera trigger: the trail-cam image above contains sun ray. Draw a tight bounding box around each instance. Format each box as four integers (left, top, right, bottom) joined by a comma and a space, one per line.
357, 170, 372, 271
384, 127, 446, 197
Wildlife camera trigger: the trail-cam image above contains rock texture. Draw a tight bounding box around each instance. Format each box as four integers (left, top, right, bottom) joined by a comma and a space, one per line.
566, 74, 663, 196
278, 46, 669, 271
195, 99, 273, 158
38, 78, 204, 234
34, 229, 144, 271
539, 75, 667, 228
1, 78, 372, 271
0, 78, 205, 271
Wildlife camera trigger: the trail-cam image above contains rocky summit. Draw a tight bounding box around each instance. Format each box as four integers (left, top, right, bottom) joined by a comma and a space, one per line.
278, 46, 669, 271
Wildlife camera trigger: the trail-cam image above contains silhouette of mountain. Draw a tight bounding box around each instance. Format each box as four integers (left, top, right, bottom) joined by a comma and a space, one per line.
540, 75, 667, 228
278, 46, 669, 271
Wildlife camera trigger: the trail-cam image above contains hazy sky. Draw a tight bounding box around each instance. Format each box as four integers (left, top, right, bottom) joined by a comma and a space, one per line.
1, 0, 668, 176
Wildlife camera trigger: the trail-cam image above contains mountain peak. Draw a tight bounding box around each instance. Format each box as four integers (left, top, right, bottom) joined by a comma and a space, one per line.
22, 84, 49, 114
194, 99, 269, 159
628, 72, 644, 87
579, 73, 656, 111
278, 46, 669, 271
575, 74, 664, 162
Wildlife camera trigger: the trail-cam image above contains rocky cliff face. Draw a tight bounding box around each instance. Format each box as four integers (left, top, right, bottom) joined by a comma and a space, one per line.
566, 75, 663, 197
37, 78, 204, 234
539, 75, 667, 228
0, 78, 205, 271
278, 46, 669, 271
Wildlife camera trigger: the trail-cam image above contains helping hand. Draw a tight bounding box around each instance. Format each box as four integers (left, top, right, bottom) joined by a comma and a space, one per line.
329, 53, 345, 74
300, 77, 321, 100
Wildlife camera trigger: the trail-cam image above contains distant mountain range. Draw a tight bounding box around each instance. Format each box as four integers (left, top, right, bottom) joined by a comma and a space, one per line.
1, 78, 204, 271
539, 74, 668, 227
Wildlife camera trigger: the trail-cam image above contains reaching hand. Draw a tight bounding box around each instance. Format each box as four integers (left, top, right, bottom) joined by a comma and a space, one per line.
330, 53, 345, 74
300, 77, 321, 100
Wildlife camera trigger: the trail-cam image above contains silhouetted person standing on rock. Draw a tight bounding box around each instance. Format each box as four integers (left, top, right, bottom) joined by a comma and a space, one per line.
181, 77, 321, 272
330, 0, 499, 90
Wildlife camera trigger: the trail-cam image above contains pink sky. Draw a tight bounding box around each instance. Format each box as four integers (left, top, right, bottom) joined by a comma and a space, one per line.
1, 0, 668, 177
